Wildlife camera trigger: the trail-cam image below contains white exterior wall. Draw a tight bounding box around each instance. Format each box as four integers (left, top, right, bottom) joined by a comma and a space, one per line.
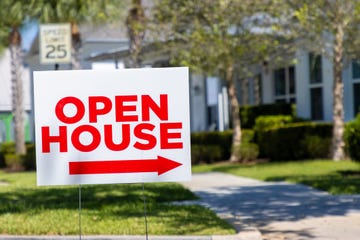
295, 50, 311, 119
295, 50, 333, 121
189, 74, 207, 132
343, 62, 353, 121
322, 56, 333, 122
261, 67, 273, 104
295, 49, 355, 122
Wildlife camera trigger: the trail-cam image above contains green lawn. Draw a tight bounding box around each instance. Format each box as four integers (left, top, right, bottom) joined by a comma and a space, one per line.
0, 171, 235, 235
193, 159, 360, 195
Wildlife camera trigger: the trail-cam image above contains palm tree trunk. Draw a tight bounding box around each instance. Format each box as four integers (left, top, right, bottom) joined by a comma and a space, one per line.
9, 27, 26, 155
331, 21, 345, 161
71, 22, 81, 70
126, 0, 145, 68
227, 65, 242, 162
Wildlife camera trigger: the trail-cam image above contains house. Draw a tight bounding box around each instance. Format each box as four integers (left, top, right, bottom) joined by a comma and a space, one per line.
266, 50, 359, 122
2, 20, 359, 144
88, 45, 360, 128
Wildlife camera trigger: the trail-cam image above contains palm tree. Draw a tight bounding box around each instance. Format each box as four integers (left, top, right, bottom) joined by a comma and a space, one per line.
0, 0, 33, 155
126, 0, 146, 68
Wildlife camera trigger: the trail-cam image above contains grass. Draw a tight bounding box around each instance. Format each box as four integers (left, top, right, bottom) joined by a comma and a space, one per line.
0, 171, 235, 235
193, 159, 360, 195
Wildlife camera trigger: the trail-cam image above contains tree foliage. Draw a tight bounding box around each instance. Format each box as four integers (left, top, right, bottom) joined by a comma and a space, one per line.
152, 0, 284, 74
151, 0, 286, 161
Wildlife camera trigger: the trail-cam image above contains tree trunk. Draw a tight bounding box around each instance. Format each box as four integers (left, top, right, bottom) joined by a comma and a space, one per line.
254, 75, 261, 105
71, 22, 81, 70
227, 65, 242, 162
126, 0, 145, 68
241, 78, 248, 105
331, 21, 345, 161
9, 27, 26, 155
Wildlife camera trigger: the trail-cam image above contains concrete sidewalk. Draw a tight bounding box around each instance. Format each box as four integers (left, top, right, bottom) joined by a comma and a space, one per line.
181, 172, 360, 240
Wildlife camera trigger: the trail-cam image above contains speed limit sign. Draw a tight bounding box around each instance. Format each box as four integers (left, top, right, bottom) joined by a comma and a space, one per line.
40, 24, 71, 64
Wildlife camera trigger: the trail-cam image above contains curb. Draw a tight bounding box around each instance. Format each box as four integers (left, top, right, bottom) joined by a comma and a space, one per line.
0, 233, 262, 240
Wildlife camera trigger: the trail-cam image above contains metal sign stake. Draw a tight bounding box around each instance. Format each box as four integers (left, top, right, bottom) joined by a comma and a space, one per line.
142, 183, 148, 240
78, 184, 82, 240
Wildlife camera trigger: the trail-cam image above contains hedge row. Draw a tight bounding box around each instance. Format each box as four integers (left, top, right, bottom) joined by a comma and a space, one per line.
5, 115, 360, 167
191, 130, 232, 164
257, 122, 332, 161
191, 118, 334, 163
240, 103, 295, 129
345, 114, 360, 161
191, 130, 256, 164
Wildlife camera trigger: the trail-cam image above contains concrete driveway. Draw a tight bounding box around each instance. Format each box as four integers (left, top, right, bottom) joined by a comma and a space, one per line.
181, 172, 360, 240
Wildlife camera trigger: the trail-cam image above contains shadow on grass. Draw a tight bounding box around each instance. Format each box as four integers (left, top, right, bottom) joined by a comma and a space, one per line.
265, 170, 360, 195
199, 162, 360, 195
0, 181, 235, 235
0, 183, 198, 214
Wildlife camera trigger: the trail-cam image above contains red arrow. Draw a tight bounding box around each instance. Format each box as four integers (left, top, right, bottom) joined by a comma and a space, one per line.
69, 156, 182, 176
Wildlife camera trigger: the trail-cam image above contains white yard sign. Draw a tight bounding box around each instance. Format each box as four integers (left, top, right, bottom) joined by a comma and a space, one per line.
40, 24, 71, 64
33, 68, 191, 186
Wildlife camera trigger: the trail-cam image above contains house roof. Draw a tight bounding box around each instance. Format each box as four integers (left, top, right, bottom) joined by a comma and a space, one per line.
85, 42, 169, 65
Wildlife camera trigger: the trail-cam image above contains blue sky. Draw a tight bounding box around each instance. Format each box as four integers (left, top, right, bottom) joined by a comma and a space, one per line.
20, 19, 38, 52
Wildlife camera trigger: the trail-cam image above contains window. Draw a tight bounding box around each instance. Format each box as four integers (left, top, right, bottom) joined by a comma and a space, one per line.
289, 66, 295, 94
352, 61, 360, 79
354, 83, 360, 116
309, 53, 322, 84
274, 68, 286, 95
274, 66, 296, 103
311, 87, 323, 120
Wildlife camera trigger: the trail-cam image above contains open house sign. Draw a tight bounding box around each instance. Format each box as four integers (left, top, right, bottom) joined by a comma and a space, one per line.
33, 67, 191, 186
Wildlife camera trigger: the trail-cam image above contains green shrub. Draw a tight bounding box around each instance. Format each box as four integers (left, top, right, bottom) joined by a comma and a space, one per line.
257, 122, 332, 161
0, 142, 36, 170
254, 115, 294, 157
0, 142, 16, 168
302, 135, 331, 159
191, 144, 223, 164
0, 153, 4, 168
344, 115, 360, 161
242, 129, 256, 143
4, 153, 25, 171
232, 142, 259, 162
254, 115, 294, 132
190, 130, 256, 164
240, 103, 295, 129
191, 130, 233, 145
24, 143, 36, 170
0, 142, 16, 155
191, 130, 233, 162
